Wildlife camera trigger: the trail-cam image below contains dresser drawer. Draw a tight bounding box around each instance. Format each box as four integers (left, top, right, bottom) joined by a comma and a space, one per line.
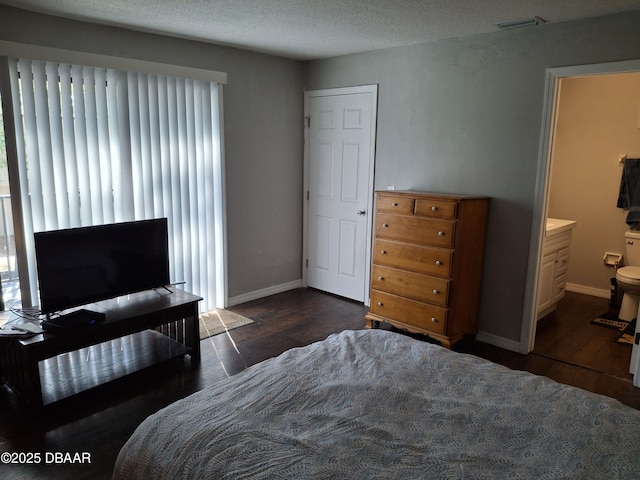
414, 199, 457, 219
371, 265, 449, 306
370, 290, 447, 334
376, 194, 414, 214
373, 239, 453, 277
375, 213, 455, 248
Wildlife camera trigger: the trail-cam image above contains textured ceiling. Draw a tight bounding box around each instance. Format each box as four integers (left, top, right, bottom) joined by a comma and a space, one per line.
2, 0, 640, 60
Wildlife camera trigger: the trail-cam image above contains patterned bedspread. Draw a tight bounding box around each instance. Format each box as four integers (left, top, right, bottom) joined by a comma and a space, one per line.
113, 329, 640, 479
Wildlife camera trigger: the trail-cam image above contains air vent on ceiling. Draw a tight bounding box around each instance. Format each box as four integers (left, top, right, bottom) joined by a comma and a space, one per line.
496, 16, 546, 30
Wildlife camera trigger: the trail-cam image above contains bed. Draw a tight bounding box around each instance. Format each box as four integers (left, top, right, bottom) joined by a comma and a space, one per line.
113, 329, 640, 479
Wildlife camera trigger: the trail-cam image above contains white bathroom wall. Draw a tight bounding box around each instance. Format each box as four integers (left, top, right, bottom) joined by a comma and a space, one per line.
548, 73, 640, 296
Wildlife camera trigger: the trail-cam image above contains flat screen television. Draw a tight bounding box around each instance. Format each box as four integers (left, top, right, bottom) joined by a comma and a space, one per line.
34, 218, 170, 315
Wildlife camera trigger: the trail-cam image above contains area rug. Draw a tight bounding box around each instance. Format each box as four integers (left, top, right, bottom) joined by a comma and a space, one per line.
591, 312, 635, 346
199, 309, 254, 340
590, 312, 629, 330
616, 318, 637, 346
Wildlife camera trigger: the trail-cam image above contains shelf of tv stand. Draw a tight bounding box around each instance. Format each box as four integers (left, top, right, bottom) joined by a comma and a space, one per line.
0, 287, 202, 410
39, 329, 189, 406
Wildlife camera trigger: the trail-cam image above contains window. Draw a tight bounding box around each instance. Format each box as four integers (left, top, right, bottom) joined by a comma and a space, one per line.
0, 96, 18, 310
1, 57, 225, 313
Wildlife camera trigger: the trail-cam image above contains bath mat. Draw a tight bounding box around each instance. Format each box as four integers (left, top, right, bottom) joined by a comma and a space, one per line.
590, 312, 630, 331
199, 309, 254, 340
616, 318, 637, 346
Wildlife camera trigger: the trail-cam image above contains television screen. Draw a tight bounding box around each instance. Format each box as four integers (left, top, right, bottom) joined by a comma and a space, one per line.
34, 218, 170, 314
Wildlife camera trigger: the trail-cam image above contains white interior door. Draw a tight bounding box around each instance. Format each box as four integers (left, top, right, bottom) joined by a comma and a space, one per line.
304, 86, 377, 302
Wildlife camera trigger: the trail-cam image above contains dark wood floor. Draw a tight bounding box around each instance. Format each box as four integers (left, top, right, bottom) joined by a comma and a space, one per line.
533, 291, 632, 379
499, 291, 639, 409
0, 288, 639, 479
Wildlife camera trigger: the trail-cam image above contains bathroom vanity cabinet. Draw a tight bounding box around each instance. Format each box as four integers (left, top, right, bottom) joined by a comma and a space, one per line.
536, 219, 577, 320
365, 191, 490, 349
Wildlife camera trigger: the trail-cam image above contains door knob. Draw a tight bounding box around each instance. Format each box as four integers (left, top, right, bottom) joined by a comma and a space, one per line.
357, 209, 366, 216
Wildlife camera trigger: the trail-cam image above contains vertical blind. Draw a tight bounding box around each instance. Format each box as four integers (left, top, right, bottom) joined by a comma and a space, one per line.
8, 58, 223, 312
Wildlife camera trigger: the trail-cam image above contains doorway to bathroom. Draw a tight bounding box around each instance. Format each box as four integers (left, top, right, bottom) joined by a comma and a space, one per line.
534, 291, 632, 381
526, 60, 640, 381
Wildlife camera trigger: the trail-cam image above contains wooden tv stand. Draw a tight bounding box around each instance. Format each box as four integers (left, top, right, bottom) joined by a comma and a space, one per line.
0, 287, 202, 410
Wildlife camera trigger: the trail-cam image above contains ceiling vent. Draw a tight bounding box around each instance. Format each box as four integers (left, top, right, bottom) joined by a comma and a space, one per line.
496, 16, 546, 30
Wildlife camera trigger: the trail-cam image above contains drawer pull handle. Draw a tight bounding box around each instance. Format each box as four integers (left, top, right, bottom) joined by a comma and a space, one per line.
377, 302, 384, 307
432, 289, 439, 295
431, 206, 438, 212
382, 223, 389, 228
392, 202, 398, 207
431, 317, 438, 323
435, 260, 442, 266
381, 250, 387, 255
438, 231, 445, 236
378, 276, 384, 281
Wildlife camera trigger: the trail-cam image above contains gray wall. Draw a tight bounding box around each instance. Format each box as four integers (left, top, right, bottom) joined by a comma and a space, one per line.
0, 6, 304, 302
304, 12, 640, 343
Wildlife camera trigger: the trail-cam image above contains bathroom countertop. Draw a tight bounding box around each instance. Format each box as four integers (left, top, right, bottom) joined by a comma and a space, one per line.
545, 218, 577, 236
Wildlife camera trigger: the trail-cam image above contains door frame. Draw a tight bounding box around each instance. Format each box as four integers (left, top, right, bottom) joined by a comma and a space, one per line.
302, 85, 378, 306
521, 59, 640, 354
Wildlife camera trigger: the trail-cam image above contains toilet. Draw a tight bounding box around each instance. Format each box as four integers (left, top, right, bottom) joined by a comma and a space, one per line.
616, 231, 640, 321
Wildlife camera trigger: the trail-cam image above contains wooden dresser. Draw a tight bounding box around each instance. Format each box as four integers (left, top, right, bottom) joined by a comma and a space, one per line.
365, 191, 490, 348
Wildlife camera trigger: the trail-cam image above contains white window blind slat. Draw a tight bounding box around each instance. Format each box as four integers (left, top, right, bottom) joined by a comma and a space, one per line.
82, 67, 104, 225
70, 64, 92, 227
176, 79, 192, 292
135, 73, 153, 219
44, 62, 69, 228
157, 76, 173, 226
195, 83, 208, 292
186, 81, 199, 294
126, 72, 143, 220
205, 84, 219, 296
167, 78, 183, 289
9, 59, 38, 306
147, 75, 163, 218
94, 68, 114, 224
24, 61, 47, 230
115, 70, 134, 222
106, 69, 123, 223
59, 65, 81, 227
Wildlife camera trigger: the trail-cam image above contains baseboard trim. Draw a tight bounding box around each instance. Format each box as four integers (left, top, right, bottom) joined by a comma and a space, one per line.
565, 283, 609, 299
227, 280, 303, 307
476, 330, 521, 353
